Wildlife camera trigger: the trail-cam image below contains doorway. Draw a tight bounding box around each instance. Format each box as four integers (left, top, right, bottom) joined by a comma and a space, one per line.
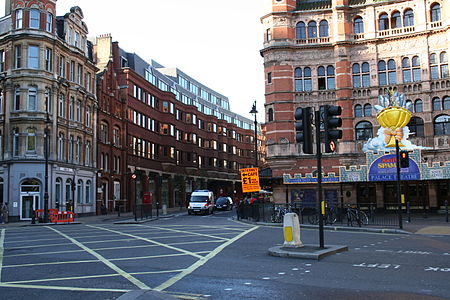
20, 194, 39, 220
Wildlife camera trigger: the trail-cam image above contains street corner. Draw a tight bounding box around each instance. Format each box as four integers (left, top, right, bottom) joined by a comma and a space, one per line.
268, 244, 348, 260
415, 226, 450, 235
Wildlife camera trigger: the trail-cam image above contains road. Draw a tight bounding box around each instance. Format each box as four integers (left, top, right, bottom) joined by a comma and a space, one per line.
0, 210, 449, 299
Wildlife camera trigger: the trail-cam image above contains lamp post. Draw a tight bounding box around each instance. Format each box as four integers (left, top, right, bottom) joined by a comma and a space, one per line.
43, 112, 51, 223
249, 100, 258, 168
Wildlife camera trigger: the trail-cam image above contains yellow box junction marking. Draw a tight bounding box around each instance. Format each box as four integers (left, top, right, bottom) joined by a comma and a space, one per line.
48, 226, 150, 290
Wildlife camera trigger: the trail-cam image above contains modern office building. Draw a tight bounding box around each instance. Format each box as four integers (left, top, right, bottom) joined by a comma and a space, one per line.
261, 0, 449, 209
0, 1, 97, 221
94, 35, 258, 212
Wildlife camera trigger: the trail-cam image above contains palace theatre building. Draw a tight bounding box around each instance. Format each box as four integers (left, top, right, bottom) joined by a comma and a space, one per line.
261, 0, 450, 210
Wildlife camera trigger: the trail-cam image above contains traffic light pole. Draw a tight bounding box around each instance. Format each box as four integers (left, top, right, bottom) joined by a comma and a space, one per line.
315, 110, 325, 249
395, 139, 403, 229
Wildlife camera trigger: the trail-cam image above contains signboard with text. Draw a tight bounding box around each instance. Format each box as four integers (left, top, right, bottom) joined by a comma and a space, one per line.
368, 154, 420, 181
240, 168, 260, 193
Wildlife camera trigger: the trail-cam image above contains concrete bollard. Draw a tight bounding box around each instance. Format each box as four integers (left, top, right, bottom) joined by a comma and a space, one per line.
162, 204, 167, 215
283, 213, 303, 248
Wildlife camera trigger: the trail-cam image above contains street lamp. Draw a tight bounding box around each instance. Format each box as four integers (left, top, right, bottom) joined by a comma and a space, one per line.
249, 100, 258, 168
43, 112, 51, 223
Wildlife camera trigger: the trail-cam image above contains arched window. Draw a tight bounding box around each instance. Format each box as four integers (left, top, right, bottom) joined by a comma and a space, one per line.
352, 63, 361, 88
378, 60, 387, 85
440, 52, 448, 78
77, 179, 83, 204
356, 121, 373, 141
85, 180, 92, 203
391, 11, 402, 28
364, 104, 372, 117
12, 128, 19, 156
402, 57, 412, 83
414, 99, 423, 113
434, 115, 450, 135
26, 128, 36, 152
296, 22, 306, 39
85, 140, 91, 166
307, 21, 317, 38
268, 108, 274, 122
433, 97, 441, 111
55, 178, 62, 208
304, 67, 312, 91
443, 96, 450, 110
388, 59, 397, 84
58, 132, 65, 161
326, 66, 335, 89
65, 179, 73, 206
354, 17, 364, 34
379, 13, 389, 30
294, 67, 303, 91
59, 94, 65, 117
319, 20, 328, 37
408, 117, 424, 137
404, 9, 414, 27
318, 65, 335, 90
354, 104, 363, 117
431, 3, 441, 22
412, 56, 421, 81
69, 135, 74, 162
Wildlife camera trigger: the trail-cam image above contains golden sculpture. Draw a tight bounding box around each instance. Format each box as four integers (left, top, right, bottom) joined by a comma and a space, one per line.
377, 106, 412, 147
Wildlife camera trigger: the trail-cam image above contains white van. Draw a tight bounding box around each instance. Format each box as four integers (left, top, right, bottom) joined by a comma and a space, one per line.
188, 190, 215, 215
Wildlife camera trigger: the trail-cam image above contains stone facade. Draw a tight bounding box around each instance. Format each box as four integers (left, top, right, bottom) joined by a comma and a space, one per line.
261, 0, 450, 208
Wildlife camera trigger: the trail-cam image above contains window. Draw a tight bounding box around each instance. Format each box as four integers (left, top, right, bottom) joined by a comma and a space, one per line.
46, 12, 53, 32
355, 121, 373, 140
12, 128, 19, 156
402, 57, 412, 83
440, 52, 449, 78
379, 13, 389, 30
319, 20, 328, 37
69, 135, 74, 162
85, 141, 91, 166
15, 9, 23, 29
15, 45, 22, 68
434, 115, 450, 135
77, 180, 83, 203
318, 65, 335, 90
58, 133, 65, 160
29, 9, 40, 29
76, 100, 81, 122
27, 88, 37, 111
113, 127, 121, 146
69, 97, 74, 120
13, 88, 20, 111
307, 21, 317, 38
266, 28, 271, 41
85, 180, 91, 203
408, 117, 424, 137
0, 50, 4, 72
70, 61, 75, 81
55, 178, 62, 208
26, 128, 36, 152
433, 97, 441, 111
352, 62, 370, 87
77, 64, 82, 84
406, 100, 413, 112
66, 179, 73, 204
76, 137, 81, 163
354, 104, 363, 117
412, 56, 421, 81
404, 9, 414, 27
44, 88, 51, 113
354, 17, 364, 34
100, 122, 108, 143
28, 46, 39, 69
414, 99, 423, 112
391, 11, 402, 29
364, 104, 372, 117
444, 96, 450, 110
45, 48, 52, 72
387, 59, 397, 84
296, 22, 306, 39
85, 106, 91, 127
267, 72, 272, 84
58, 94, 65, 117
59, 56, 65, 77
431, 3, 441, 22
268, 108, 274, 122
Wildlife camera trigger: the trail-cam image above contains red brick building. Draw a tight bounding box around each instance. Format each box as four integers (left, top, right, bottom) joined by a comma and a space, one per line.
95, 35, 257, 212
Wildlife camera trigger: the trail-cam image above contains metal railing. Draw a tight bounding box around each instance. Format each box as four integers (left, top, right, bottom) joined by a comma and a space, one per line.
134, 204, 153, 221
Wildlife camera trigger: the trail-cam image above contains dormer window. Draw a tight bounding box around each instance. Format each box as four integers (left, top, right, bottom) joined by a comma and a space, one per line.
29, 9, 40, 29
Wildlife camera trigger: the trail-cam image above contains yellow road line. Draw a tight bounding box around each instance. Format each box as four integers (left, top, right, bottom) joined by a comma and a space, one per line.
88, 225, 204, 259
48, 227, 150, 290
142, 225, 229, 241
3, 269, 185, 285
0, 282, 130, 293
154, 225, 259, 291
0, 229, 5, 283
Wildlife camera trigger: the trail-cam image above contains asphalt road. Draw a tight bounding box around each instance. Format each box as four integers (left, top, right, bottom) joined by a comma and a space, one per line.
0, 210, 449, 300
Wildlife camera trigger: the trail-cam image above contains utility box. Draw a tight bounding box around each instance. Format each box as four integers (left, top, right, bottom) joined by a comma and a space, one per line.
283, 213, 303, 248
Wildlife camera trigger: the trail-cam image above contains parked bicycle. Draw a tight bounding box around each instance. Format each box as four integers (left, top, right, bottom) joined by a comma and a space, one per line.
271, 205, 290, 223
346, 205, 369, 227
308, 206, 338, 225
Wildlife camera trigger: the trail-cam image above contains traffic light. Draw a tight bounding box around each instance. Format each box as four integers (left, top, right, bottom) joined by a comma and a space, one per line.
294, 107, 313, 154
400, 150, 409, 168
323, 105, 342, 153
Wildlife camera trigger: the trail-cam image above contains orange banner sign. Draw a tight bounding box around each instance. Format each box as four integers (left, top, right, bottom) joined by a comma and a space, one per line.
240, 167, 260, 193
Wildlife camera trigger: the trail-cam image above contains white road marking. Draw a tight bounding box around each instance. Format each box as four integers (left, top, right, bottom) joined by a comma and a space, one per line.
0, 282, 130, 293
141, 225, 229, 241
87, 225, 204, 259
48, 226, 150, 290
153, 226, 259, 291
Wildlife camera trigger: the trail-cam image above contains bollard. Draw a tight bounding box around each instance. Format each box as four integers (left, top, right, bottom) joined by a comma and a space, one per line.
407, 201, 411, 223
446, 200, 449, 223
283, 213, 303, 248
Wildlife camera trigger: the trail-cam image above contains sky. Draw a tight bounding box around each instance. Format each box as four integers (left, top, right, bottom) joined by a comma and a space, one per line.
53, 0, 267, 121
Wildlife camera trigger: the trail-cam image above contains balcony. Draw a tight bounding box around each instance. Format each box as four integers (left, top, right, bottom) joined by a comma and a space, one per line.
377, 26, 415, 38
295, 37, 330, 45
